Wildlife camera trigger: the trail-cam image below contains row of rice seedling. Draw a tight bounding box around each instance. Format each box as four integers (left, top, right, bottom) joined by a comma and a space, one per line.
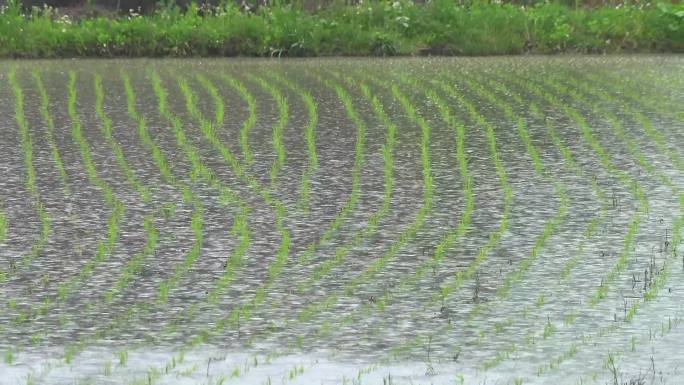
425, 78, 512, 305
122, 73, 175, 186
570, 69, 684, 174
536, 70, 684, 381
5, 72, 166, 346
535, 74, 657, 306
53, 72, 126, 302
1, 70, 51, 287
32, 70, 69, 195
384, 73, 564, 370
513, 72, 648, 307
2, 72, 50, 322
442, 75, 569, 370
482, 69, 610, 283
466, 69, 612, 371
139, 72, 422, 383
307, 72, 478, 362
295, 75, 435, 326
148, 72, 209, 304
175, 73, 293, 329
464, 76, 569, 304
177, 72, 394, 370
266, 72, 319, 214
94, 74, 152, 204
495, 71, 657, 377
247, 75, 288, 189
45, 71, 254, 383
115, 72, 299, 384
317, 72, 516, 382
46, 71, 209, 366
100, 72, 326, 385
294, 71, 391, 291
102, 71, 346, 384
218, 74, 256, 166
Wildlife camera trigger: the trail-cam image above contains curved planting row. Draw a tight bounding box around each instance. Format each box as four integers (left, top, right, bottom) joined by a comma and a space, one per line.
0, 60, 682, 385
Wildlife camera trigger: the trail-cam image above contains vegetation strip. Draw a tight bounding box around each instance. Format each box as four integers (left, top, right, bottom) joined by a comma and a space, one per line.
266, 72, 319, 214
294, 74, 435, 325
94, 74, 152, 203
308, 72, 478, 349
32, 70, 70, 195
247, 74, 288, 189
1, 69, 51, 284
470, 69, 610, 358
218, 74, 256, 166
1, 2, 682, 57
492, 70, 670, 377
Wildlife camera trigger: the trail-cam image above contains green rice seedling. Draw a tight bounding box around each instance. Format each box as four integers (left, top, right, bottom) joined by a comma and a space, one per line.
298, 75, 434, 323
118, 350, 128, 367
460, 77, 569, 303
510, 73, 648, 307
530, 75, 655, 306
487, 71, 610, 283
0, 209, 6, 245
4, 348, 13, 364
292, 73, 366, 267
266, 71, 319, 214
4, 69, 52, 280
39, 72, 127, 305
463, 70, 612, 362
94, 74, 152, 203
388, 73, 567, 370
293, 72, 394, 287
428, 78, 512, 302
549, 68, 684, 312
105, 216, 158, 303
121, 73, 175, 186
218, 74, 256, 166
341, 73, 475, 316
246, 74, 289, 189
32, 70, 69, 194
494, 71, 678, 378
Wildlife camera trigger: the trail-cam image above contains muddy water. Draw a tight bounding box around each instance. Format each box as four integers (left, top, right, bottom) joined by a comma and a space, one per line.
0, 56, 683, 384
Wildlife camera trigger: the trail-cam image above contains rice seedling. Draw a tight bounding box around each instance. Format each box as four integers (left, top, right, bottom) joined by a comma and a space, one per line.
5, 69, 52, 276
511, 72, 648, 307
32, 70, 69, 194
461, 76, 569, 303
490, 70, 684, 379
321, 72, 476, 331
266, 71, 319, 214
0, 209, 6, 245
121, 73, 175, 187
2, 60, 683, 384
428, 78, 512, 302
297, 74, 435, 323
217, 74, 256, 166
246, 74, 289, 189
44, 72, 126, 303
461, 69, 613, 366
94, 74, 152, 203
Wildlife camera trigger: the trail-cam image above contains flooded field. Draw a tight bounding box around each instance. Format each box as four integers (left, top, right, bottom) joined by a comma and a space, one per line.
0, 56, 683, 384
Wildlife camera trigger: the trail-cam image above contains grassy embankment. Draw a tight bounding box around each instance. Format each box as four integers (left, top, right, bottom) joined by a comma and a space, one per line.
0, 0, 682, 57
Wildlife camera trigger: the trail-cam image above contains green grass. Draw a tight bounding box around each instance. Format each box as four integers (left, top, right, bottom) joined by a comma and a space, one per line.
0, 2, 681, 57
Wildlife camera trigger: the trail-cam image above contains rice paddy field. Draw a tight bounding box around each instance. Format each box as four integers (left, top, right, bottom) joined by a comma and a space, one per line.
0, 56, 683, 385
